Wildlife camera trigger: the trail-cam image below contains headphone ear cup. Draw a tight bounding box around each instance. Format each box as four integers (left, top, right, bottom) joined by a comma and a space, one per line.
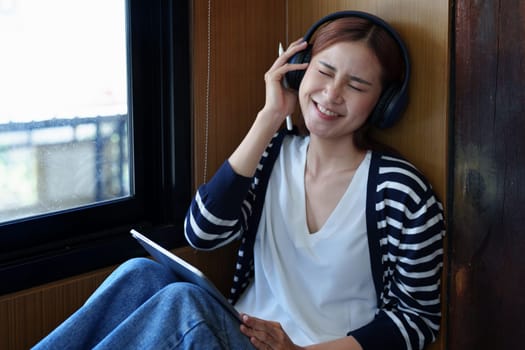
285, 45, 312, 90
369, 83, 401, 128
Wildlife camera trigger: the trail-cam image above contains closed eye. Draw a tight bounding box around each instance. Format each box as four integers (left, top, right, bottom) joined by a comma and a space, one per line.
317, 60, 373, 92
319, 69, 364, 92
348, 84, 364, 92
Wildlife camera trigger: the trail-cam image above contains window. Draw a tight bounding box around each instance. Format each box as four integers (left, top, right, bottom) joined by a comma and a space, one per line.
0, 0, 191, 295
0, 0, 131, 224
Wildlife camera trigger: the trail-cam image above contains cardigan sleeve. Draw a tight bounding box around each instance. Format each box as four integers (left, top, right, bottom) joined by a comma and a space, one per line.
184, 160, 252, 250
349, 153, 446, 350
184, 130, 288, 251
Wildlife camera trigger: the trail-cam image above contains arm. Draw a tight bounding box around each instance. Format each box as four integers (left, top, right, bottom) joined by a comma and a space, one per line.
185, 39, 308, 250
229, 39, 308, 177
184, 129, 289, 251
350, 154, 446, 349
184, 161, 252, 250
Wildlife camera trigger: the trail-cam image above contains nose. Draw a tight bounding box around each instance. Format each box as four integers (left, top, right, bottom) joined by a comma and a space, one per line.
323, 81, 344, 104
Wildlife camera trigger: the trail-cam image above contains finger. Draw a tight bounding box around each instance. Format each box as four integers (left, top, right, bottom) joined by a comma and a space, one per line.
281, 39, 308, 60
241, 315, 273, 338
240, 323, 273, 348
269, 40, 308, 70
264, 62, 309, 85
287, 37, 308, 50
242, 314, 276, 329
249, 335, 271, 350
241, 315, 282, 347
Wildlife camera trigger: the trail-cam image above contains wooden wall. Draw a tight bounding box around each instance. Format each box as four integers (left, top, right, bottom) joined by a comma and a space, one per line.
192, 0, 450, 198
1, 1, 451, 349
449, 0, 525, 348
6, 1, 525, 349
0, 245, 237, 349
285, 0, 450, 197
193, 0, 450, 198
191, 0, 287, 184
192, 1, 450, 349
0, 266, 114, 350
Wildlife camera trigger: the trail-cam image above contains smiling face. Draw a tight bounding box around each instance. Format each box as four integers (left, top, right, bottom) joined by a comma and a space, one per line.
298, 40, 383, 141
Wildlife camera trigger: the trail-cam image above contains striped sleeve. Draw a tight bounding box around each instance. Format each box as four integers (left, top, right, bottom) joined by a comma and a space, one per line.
351, 154, 445, 350
184, 131, 286, 254
184, 160, 252, 250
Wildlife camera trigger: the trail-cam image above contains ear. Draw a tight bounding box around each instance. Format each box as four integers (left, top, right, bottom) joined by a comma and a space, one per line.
285, 44, 312, 90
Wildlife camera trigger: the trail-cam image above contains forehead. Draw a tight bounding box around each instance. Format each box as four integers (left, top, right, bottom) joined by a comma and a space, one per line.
312, 41, 382, 82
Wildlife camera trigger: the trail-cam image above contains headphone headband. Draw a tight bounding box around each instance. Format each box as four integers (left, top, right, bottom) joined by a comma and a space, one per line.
286, 10, 411, 129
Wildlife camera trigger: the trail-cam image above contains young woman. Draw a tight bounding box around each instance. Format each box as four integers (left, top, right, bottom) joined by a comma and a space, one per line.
33, 11, 445, 350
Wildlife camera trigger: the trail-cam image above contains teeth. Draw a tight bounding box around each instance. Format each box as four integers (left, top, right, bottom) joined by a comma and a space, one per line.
317, 104, 338, 117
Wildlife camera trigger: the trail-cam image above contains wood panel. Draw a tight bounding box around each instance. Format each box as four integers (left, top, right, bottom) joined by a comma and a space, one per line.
0, 266, 114, 350
286, 0, 450, 199
450, 0, 525, 348
192, 1, 450, 349
192, 0, 286, 185
2, 1, 451, 349
192, 0, 449, 197
0, 245, 236, 350
286, 4, 450, 349
287, 0, 450, 349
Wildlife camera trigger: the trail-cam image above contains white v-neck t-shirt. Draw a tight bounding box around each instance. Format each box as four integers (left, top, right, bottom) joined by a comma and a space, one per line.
235, 136, 377, 346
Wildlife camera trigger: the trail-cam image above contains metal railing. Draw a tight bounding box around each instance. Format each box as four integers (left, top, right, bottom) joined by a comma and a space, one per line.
0, 115, 130, 222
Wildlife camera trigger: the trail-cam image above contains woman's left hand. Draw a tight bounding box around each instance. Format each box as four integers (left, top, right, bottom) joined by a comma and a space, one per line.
240, 314, 304, 350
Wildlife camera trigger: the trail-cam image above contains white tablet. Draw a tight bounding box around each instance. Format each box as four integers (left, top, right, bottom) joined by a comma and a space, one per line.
130, 229, 240, 321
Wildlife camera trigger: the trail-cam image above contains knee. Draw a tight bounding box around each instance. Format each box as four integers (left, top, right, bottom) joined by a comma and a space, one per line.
157, 283, 233, 322
158, 283, 208, 308
154, 283, 217, 321
119, 257, 160, 275
160, 282, 200, 297
112, 257, 176, 286
152, 283, 242, 346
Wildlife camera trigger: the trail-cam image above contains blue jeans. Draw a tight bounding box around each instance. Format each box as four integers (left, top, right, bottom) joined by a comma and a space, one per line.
32, 258, 254, 350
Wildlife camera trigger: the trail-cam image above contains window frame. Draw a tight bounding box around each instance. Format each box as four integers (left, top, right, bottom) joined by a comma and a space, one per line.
0, 0, 191, 295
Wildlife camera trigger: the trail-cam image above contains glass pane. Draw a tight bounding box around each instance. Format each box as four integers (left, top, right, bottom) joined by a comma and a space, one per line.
0, 0, 131, 224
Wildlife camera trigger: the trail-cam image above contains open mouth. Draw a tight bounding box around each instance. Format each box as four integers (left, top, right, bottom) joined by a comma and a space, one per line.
315, 102, 340, 119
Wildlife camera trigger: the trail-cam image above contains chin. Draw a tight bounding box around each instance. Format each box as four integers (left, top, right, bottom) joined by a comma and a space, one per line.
304, 121, 338, 139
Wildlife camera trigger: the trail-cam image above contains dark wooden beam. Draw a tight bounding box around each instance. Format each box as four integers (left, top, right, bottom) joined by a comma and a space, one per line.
450, 0, 525, 348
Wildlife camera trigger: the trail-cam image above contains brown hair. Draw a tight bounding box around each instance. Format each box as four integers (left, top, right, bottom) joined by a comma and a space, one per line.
307, 16, 405, 152
311, 16, 405, 90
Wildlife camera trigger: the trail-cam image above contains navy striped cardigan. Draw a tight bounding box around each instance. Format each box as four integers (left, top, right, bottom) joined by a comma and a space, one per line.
185, 130, 445, 350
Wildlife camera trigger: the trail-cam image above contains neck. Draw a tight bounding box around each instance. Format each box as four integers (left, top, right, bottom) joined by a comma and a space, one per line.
306, 135, 366, 177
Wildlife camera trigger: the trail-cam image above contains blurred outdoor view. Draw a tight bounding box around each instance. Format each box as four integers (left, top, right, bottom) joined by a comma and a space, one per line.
0, 0, 131, 223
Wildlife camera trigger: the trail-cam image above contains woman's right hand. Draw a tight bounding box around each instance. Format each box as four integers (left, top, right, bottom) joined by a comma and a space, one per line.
261, 39, 309, 124
228, 39, 308, 178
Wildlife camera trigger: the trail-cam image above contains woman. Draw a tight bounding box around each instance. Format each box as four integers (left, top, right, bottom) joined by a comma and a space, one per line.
33, 11, 445, 350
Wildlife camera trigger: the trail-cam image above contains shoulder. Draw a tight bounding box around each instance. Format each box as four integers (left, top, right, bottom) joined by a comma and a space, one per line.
371, 152, 432, 192
368, 152, 442, 214
263, 129, 307, 164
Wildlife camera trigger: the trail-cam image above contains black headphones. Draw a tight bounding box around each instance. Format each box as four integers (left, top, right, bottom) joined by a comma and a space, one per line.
285, 10, 411, 129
